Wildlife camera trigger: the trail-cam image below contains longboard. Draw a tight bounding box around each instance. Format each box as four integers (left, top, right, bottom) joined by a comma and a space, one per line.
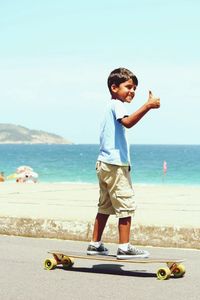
44, 250, 185, 280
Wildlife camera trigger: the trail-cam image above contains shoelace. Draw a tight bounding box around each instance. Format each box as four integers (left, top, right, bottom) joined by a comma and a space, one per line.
128, 245, 144, 255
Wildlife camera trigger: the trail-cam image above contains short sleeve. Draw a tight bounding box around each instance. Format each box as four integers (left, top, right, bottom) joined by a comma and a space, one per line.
113, 100, 128, 120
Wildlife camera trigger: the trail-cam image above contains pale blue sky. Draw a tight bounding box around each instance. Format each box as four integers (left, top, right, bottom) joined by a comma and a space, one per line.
0, 0, 199, 144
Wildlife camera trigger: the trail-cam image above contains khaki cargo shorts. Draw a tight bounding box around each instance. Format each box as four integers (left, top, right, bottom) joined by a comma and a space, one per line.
96, 161, 136, 218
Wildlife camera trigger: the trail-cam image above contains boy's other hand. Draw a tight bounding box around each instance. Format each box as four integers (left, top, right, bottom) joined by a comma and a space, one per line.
147, 90, 160, 109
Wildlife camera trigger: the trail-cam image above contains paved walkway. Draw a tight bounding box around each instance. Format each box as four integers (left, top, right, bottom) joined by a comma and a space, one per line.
0, 183, 199, 249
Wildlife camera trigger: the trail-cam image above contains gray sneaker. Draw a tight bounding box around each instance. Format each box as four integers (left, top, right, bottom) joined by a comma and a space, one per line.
87, 243, 109, 256
117, 244, 149, 259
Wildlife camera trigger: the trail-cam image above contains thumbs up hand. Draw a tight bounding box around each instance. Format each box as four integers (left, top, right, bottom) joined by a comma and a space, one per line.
147, 90, 160, 109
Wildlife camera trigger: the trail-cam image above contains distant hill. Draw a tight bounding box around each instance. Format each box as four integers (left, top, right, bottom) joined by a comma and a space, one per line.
0, 124, 72, 144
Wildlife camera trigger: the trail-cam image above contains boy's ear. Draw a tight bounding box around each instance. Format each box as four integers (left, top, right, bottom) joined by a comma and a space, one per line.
111, 84, 118, 93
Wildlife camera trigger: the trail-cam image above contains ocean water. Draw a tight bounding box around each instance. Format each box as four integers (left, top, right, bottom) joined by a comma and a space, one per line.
0, 144, 199, 185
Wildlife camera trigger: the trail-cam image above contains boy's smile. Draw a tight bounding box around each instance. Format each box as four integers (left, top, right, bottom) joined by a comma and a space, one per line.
111, 79, 137, 103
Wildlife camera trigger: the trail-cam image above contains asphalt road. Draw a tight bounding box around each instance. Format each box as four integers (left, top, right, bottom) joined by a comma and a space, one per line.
0, 235, 199, 300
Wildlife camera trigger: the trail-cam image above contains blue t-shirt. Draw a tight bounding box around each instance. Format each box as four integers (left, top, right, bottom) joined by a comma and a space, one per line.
97, 99, 130, 166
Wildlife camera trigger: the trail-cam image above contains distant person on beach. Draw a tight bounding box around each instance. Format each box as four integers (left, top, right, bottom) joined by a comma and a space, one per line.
0, 172, 5, 182
87, 67, 160, 259
163, 160, 167, 175
162, 160, 167, 183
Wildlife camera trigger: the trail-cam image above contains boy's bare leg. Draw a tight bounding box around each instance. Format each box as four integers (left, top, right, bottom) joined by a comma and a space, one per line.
92, 213, 109, 242
118, 216, 131, 244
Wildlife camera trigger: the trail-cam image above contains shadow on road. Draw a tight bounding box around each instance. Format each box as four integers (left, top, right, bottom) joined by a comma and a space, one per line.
56, 263, 156, 278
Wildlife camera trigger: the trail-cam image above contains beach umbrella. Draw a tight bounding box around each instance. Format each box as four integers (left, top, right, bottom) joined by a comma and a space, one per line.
16, 165, 33, 174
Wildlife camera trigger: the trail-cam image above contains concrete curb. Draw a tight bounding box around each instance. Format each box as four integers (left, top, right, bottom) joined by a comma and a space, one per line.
0, 216, 199, 249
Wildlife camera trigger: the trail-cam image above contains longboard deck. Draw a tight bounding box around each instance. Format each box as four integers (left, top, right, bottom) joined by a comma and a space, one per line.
44, 250, 186, 280
48, 250, 184, 264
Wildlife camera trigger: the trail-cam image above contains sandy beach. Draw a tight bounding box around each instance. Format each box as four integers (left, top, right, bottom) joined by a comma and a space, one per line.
0, 182, 199, 226
0, 182, 200, 249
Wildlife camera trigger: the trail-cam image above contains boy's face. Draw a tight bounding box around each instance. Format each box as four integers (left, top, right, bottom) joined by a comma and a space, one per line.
111, 79, 137, 103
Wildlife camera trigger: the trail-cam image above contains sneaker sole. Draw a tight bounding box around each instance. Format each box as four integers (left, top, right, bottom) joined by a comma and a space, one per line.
117, 254, 149, 260
87, 251, 109, 256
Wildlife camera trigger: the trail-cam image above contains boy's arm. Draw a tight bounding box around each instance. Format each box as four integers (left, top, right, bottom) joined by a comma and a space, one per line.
120, 91, 160, 129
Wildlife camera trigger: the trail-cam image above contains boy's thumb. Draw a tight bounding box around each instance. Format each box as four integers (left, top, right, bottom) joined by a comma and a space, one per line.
149, 90, 153, 97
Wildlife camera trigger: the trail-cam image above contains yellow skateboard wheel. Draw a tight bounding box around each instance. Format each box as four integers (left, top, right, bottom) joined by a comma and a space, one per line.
44, 258, 57, 270
172, 263, 186, 278
157, 267, 171, 280
62, 256, 74, 269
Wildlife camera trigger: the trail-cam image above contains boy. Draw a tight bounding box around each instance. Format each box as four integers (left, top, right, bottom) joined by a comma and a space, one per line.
87, 67, 160, 259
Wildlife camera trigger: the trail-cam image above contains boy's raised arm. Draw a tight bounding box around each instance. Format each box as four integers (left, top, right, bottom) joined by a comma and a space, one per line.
120, 90, 160, 129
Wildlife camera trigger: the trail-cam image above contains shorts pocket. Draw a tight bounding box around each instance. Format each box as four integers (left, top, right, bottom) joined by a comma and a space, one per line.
114, 189, 136, 211
115, 190, 134, 197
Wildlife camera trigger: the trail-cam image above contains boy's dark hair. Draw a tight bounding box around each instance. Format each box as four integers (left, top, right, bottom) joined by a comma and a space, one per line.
107, 67, 138, 94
